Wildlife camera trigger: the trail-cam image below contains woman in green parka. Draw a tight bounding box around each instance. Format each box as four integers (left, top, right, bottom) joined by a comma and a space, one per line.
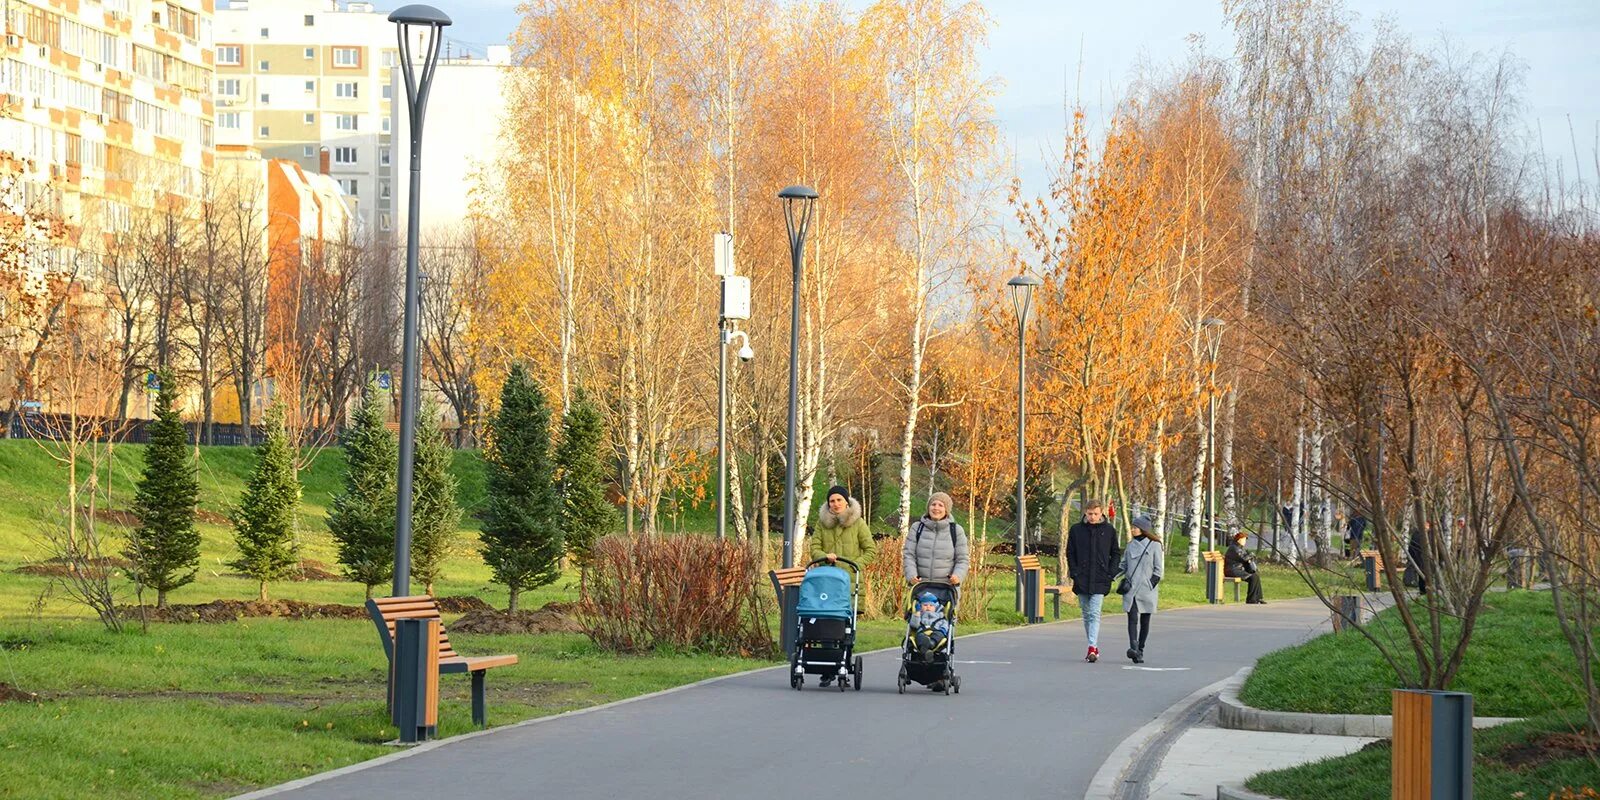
810, 485, 875, 688
809, 485, 877, 572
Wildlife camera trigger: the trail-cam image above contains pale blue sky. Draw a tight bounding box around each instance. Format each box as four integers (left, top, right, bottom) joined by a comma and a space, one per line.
316, 0, 1600, 197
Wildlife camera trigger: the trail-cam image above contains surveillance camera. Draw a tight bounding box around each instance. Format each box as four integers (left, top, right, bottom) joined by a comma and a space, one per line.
737, 344, 755, 362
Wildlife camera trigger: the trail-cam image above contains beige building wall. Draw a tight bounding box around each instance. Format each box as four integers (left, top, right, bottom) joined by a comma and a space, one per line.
215, 0, 397, 240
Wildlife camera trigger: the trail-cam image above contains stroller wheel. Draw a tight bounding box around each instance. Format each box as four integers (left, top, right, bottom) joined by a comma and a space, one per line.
838, 675, 848, 692
854, 657, 864, 692
897, 665, 906, 694
791, 673, 802, 690
952, 675, 962, 694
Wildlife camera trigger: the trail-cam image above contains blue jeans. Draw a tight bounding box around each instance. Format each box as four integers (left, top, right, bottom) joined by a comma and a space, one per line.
1077, 593, 1105, 647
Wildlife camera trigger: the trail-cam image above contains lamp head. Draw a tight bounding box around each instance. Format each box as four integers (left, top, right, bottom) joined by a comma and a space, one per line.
1005, 273, 1043, 326
737, 343, 755, 362
388, 4, 453, 27
777, 185, 819, 201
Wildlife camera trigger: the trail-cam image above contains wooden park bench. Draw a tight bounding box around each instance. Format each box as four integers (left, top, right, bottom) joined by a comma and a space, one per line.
1017, 554, 1074, 620
365, 595, 518, 728
1201, 550, 1245, 603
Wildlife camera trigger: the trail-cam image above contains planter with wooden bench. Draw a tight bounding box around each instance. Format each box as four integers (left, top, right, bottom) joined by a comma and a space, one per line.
1201, 550, 1245, 603
365, 595, 518, 729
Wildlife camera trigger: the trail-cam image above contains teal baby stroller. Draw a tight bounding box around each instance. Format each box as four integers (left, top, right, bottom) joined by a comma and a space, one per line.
789, 558, 863, 691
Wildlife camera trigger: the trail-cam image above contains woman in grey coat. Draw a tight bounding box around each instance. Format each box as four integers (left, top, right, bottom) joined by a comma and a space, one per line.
902, 492, 971, 587
1120, 515, 1164, 664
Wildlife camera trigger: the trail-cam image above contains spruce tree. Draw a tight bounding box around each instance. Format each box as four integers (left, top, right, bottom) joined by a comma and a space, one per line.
480, 364, 561, 611
554, 388, 616, 565
328, 384, 397, 599
126, 368, 201, 608
229, 405, 302, 601
410, 401, 460, 595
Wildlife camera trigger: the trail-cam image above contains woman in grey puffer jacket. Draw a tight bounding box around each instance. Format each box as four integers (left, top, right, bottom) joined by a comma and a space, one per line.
902, 492, 971, 586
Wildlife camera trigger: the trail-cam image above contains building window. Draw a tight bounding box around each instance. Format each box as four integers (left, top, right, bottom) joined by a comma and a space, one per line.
334, 146, 357, 165
259, 125, 270, 137
304, 113, 315, 124
304, 14, 315, 26
382, 83, 392, 100
259, 93, 270, 104
304, 47, 315, 59
333, 47, 360, 68
381, 117, 391, 133
380, 181, 391, 200
217, 79, 240, 96
339, 179, 359, 196
380, 149, 391, 166
304, 145, 316, 158
335, 114, 358, 131
305, 80, 315, 93
382, 50, 397, 68
380, 213, 391, 231
335, 82, 358, 99
259, 27, 269, 39
218, 112, 240, 129
218, 45, 241, 65
259, 60, 270, 71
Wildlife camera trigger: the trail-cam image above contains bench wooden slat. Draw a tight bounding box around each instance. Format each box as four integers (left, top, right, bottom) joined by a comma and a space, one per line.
366, 595, 518, 728
769, 567, 808, 587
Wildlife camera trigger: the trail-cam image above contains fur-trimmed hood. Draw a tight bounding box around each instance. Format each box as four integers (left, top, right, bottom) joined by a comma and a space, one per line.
818, 497, 863, 528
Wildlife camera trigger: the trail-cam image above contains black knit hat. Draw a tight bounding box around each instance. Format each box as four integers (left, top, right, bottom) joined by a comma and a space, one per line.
826, 485, 850, 502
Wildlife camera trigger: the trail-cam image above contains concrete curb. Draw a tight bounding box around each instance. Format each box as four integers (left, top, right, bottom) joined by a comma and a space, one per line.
1217, 668, 1520, 737
230, 620, 1059, 799
1083, 667, 1245, 800
1216, 784, 1284, 800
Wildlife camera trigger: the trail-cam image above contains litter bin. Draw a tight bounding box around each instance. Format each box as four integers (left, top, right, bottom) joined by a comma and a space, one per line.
1392, 689, 1473, 800
1331, 595, 1364, 632
392, 617, 440, 743
1204, 555, 1224, 604
1363, 550, 1382, 592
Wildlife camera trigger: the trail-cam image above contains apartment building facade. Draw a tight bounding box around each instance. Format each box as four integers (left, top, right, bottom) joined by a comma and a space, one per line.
214, 0, 396, 239
0, 0, 215, 268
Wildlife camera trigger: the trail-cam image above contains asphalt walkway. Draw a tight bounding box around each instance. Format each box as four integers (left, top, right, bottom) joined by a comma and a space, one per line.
249, 597, 1334, 800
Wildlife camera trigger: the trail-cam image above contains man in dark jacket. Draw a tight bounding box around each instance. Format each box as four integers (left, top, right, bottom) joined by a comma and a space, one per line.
1066, 498, 1121, 663
1344, 513, 1368, 559
1225, 531, 1265, 604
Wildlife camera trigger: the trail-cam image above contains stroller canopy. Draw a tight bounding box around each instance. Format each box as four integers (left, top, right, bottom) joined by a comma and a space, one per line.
796, 566, 853, 617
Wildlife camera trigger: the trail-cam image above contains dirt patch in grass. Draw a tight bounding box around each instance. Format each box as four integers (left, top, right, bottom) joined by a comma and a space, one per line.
195, 508, 230, 525
14, 555, 131, 577
1495, 731, 1600, 770
436, 595, 493, 614
449, 603, 581, 635
0, 682, 40, 703
223, 559, 344, 582
117, 599, 369, 623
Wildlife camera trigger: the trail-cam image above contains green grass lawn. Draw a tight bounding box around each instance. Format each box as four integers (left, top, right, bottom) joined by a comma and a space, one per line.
1246, 710, 1600, 799
1240, 591, 1587, 718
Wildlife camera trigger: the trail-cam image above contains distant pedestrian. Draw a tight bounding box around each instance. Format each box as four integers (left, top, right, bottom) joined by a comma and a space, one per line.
1344, 513, 1368, 559
1225, 530, 1265, 604
1120, 515, 1163, 664
1406, 525, 1429, 595
1066, 498, 1121, 663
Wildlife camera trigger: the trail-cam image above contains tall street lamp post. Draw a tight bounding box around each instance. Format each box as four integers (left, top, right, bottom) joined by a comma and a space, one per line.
778, 185, 818, 569
715, 232, 753, 542
389, 4, 450, 597
1202, 317, 1225, 552
1007, 274, 1042, 611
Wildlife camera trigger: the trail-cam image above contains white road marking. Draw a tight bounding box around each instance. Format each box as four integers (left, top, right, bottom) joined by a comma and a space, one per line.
1121, 666, 1192, 671
953, 660, 1013, 665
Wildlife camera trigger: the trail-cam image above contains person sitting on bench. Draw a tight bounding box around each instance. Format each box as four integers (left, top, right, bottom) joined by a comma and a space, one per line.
1225, 530, 1265, 604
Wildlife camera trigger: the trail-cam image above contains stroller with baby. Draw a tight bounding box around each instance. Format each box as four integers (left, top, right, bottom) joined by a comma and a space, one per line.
897, 580, 961, 695
789, 557, 864, 692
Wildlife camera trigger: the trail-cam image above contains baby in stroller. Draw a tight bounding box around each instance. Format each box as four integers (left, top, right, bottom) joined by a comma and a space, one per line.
909, 591, 951, 661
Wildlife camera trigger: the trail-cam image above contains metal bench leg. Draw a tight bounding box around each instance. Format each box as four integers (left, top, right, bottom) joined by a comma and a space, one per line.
1234, 581, 1241, 603
1052, 593, 1060, 620
471, 670, 487, 728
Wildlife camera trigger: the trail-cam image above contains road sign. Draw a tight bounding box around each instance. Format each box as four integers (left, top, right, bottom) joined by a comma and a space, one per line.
145, 371, 161, 391
377, 371, 393, 390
